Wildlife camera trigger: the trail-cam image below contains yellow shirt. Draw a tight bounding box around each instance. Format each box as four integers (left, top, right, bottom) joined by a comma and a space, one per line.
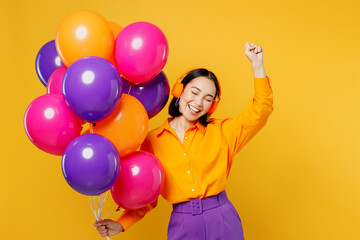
117, 76, 273, 231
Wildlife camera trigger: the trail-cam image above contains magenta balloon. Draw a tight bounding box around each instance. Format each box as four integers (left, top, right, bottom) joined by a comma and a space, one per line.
24, 94, 82, 155
110, 151, 165, 209
47, 66, 67, 94
114, 22, 169, 84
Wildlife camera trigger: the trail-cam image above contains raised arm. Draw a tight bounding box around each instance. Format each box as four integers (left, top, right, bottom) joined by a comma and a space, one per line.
220, 42, 273, 157
245, 42, 266, 78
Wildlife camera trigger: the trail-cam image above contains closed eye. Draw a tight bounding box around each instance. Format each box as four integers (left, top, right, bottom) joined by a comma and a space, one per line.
191, 91, 199, 95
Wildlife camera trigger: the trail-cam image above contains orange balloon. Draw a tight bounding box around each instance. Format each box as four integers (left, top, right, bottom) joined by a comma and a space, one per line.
108, 21, 122, 66
55, 10, 114, 66
93, 94, 149, 157
108, 21, 122, 38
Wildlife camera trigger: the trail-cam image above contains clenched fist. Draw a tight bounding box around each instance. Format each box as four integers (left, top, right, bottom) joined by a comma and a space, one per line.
244, 42, 263, 66
94, 219, 124, 237
244, 42, 266, 78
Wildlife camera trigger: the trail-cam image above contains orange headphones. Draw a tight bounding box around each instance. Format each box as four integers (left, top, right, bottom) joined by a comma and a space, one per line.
171, 68, 221, 115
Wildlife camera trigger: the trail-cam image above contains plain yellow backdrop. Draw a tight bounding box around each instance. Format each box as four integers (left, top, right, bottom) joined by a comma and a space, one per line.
1, 0, 360, 239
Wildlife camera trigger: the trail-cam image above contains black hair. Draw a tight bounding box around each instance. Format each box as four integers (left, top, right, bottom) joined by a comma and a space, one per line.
168, 68, 220, 126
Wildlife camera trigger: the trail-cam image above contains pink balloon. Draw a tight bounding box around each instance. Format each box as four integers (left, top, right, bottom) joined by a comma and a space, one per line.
46, 66, 67, 94
114, 22, 169, 84
110, 151, 165, 209
24, 94, 82, 155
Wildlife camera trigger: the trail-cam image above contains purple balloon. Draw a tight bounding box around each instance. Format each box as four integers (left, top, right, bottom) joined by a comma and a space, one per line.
35, 40, 64, 87
63, 56, 123, 122
122, 72, 169, 118
62, 133, 121, 196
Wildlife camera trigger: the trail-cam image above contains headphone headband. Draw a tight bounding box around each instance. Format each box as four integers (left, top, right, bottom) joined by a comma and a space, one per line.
176, 67, 198, 83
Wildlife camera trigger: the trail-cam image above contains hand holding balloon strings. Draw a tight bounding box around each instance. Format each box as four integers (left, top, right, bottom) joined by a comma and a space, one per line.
86, 124, 125, 240
88, 192, 123, 240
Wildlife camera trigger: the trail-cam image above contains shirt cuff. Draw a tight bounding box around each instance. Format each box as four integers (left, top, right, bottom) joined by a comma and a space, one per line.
116, 212, 137, 232
254, 76, 272, 96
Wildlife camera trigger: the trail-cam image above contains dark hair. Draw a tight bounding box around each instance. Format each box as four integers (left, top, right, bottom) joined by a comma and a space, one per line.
168, 68, 220, 126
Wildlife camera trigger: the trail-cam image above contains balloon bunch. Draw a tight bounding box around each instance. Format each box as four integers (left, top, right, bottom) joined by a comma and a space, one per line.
24, 9, 168, 228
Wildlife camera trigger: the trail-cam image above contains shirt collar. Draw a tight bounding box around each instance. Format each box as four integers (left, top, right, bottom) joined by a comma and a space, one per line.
155, 118, 206, 137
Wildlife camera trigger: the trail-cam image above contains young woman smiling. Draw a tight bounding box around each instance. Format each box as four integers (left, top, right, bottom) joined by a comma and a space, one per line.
94, 42, 273, 240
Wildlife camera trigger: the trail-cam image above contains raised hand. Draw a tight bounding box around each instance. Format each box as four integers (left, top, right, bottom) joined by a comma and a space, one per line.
244, 42, 263, 66
244, 42, 266, 78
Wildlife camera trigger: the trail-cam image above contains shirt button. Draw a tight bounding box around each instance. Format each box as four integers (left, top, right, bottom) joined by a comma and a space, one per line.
191, 189, 195, 192
185, 137, 188, 139
184, 153, 187, 156
187, 171, 191, 174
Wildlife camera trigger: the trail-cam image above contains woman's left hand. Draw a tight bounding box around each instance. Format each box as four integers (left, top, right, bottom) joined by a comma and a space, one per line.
244, 42, 263, 66
93, 219, 124, 237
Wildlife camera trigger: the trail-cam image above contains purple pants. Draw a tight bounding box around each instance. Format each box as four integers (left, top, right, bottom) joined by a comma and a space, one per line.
167, 191, 244, 240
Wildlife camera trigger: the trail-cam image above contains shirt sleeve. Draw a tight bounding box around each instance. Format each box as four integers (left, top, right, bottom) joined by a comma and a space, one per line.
116, 136, 158, 231
220, 76, 273, 157
116, 198, 158, 231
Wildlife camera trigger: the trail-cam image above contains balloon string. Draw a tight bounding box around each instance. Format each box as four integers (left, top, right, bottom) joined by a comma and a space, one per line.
101, 192, 108, 214
88, 193, 112, 240
89, 122, 94, 133
127, 84, 132, 94
98, 195, 101, 220
103, 206, 119, 219
88, 197, 97, 219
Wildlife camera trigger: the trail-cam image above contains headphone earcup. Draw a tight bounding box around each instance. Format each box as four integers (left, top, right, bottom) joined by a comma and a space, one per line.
207, 101, 219, 115
171, 82, 184, 98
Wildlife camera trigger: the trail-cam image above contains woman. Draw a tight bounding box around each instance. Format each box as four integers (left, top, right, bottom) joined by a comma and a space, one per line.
94, 42, 273, 239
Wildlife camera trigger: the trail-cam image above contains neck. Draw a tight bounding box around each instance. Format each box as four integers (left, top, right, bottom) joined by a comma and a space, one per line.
171, 116, 196, 132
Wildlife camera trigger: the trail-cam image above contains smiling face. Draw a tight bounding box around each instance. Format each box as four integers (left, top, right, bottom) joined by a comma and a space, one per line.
178, 76, 217, 123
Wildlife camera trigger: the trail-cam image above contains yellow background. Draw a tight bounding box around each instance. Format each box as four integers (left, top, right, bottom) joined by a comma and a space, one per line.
1, 0, 360, 239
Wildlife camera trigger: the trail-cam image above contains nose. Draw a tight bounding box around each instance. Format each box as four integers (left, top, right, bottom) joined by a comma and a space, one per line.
193, 96, 203, 107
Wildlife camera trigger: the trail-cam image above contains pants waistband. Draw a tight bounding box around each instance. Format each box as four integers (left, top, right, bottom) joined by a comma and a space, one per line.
172, 190, 228, 215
